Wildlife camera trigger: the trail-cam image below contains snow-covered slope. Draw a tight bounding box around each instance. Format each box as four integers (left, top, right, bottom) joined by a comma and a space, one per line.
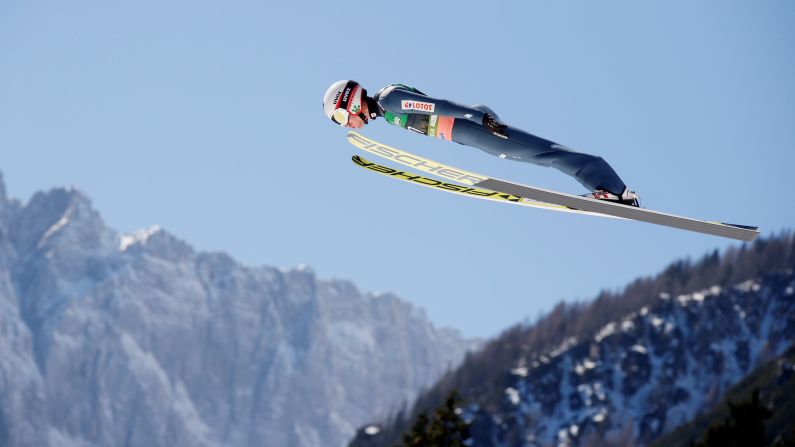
348, 229, 794, 447
0, 173, 475, 447
468, 273, 795, 446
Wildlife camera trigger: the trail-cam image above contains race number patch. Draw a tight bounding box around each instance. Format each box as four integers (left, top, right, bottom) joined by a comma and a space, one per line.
401, 100, 436, 113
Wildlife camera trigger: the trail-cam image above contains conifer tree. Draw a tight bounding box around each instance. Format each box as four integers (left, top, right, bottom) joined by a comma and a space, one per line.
400, 391, 470, 447
402, 413, 430, 447
695, 389, 772, 447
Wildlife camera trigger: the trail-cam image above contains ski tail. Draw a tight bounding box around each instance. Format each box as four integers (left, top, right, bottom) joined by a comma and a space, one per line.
721, 223, 759, 231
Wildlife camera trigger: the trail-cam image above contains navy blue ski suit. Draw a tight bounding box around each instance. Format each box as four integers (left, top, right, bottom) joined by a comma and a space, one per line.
372, 84, 627, 195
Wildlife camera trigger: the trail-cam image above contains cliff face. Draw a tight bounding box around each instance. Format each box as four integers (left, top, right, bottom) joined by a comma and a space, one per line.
0, 176, 474, 447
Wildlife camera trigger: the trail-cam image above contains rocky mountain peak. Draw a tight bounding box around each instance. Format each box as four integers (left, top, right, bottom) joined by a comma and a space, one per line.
119, 225, 195, 262
9, 186, 113, 257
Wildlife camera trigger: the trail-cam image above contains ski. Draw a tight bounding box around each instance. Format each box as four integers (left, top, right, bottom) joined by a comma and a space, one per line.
475, 177, 759, 241
350, 155, 619, 216
347, 131, 619, 219
347, 131, 759, 241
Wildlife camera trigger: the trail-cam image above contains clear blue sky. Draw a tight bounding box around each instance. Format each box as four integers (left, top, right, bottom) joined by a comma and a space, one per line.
2, 1, 793, 338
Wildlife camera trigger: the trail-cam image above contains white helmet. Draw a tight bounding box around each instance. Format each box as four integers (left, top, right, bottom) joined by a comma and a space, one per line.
323, 80, 364, 126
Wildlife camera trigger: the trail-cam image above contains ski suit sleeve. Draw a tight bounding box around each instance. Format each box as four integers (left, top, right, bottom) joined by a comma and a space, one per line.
377, 86, 487, 124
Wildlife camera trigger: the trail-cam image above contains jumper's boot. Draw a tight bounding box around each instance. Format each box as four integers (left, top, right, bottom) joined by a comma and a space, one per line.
585, 187, 641, 207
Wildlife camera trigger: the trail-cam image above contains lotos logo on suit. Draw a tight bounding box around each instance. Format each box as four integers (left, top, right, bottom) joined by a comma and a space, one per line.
401, 100, 435, 112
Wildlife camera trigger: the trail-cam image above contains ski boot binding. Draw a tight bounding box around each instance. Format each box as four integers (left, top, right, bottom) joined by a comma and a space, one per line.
585, 187, 641, 207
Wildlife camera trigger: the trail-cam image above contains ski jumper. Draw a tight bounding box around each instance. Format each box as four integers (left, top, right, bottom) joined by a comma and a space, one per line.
372, 84, 627, 195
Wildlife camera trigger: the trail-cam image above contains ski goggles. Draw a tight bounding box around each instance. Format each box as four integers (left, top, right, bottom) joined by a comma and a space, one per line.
332, 106, 371, 127
331, 108, 352, 126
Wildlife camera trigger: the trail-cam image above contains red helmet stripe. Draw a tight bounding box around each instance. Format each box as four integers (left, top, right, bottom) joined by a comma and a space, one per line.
346, 85, 359, 112
337, 81, 359, 111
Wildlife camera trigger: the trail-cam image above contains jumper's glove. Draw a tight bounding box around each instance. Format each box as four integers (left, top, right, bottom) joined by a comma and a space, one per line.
482, 113, 508, 139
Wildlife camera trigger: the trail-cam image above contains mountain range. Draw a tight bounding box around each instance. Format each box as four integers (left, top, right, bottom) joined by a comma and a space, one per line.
0, 172, 475, 447
3, 170, 791, 447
